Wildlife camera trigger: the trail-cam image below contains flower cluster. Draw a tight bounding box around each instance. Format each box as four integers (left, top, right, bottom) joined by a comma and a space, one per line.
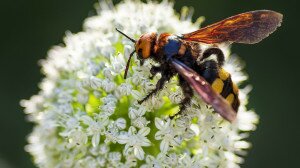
21, 0, 258, 167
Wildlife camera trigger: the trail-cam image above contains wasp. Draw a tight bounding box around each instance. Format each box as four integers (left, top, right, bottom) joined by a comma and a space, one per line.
116, 10, 282, 122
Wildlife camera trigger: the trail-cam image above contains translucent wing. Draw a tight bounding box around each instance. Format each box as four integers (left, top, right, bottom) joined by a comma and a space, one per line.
171, 59, 237, 122
182, 10, 283, 44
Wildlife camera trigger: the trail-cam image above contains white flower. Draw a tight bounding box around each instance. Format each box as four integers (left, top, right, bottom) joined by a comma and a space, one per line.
154, 118, 183, 153
140, 153, 167, 168
128, 107, 150, 128
118, 126, 151, 160
67, 129, 88, 148
22, 0, 259, 167
81, 115, 109, 147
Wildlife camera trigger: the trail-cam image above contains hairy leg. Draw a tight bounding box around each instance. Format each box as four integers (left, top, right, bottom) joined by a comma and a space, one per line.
202, 47, 225, 66
170, 76, 194, 119
139, 69, 174, 104
149, 65, 162, 80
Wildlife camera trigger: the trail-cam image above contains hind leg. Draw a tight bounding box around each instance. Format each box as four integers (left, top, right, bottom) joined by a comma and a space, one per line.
170, 76, 193, 119
202, 47, 225, 66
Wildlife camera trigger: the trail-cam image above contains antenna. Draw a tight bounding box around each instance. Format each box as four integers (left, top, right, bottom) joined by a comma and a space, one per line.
115, 28, 136, 43
115, 28, 137, 79
124, 50, 136, 79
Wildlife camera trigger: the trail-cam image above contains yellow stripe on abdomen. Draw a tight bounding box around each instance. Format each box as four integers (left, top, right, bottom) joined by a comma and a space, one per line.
218, 68, 230, 80
210, 67, 240, 112
212, 78, 224, 94
226, 93, 235, 105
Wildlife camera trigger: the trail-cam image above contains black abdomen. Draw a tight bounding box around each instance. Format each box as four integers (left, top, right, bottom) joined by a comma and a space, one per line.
167, 37, 240, 112
198, 60, 240, 112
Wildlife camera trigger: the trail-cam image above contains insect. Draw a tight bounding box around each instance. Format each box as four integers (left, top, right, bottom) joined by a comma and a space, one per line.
116, 10, 282, 122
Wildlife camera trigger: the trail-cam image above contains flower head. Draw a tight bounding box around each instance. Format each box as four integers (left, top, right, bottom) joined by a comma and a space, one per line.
21, 0, 258, 167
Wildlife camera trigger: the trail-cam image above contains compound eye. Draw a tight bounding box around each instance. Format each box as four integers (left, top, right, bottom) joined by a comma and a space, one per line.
137, 48, 143, 59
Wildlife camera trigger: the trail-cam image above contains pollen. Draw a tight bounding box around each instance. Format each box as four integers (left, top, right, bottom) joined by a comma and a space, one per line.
212, 78, 224, 94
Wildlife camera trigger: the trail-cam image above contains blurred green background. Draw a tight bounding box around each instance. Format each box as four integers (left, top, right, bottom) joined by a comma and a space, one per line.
0, 0, 298, 167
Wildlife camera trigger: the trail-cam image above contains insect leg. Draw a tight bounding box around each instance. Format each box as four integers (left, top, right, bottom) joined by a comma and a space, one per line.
202, 48, 224, 66
149, 66, 162, 79
170, 76, 194, 119
138, 70, 174, 104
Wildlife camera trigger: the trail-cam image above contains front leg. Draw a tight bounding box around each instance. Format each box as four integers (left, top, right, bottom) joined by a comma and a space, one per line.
139, 70, 174, 104
149, 65, 162, 80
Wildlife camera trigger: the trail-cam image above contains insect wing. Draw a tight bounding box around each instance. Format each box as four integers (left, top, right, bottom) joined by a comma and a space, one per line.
182, 10, 282, 44
171, 59, 237, 122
